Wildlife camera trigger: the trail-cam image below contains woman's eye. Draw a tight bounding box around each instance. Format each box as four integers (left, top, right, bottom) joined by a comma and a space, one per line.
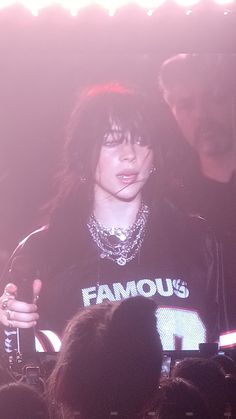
103, 132, 150, 147
103, 132, 122, 147
134, 136, 147, 146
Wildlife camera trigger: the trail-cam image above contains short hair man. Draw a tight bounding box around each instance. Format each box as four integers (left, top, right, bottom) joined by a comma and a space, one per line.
159, 54, 236, 342
159, 53, 236, 184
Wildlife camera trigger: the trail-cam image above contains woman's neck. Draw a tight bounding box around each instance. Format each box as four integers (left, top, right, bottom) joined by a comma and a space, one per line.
93, 192, 142, 229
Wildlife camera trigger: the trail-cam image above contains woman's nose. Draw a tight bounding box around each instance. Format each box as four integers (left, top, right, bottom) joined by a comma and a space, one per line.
119, 139, 136, 161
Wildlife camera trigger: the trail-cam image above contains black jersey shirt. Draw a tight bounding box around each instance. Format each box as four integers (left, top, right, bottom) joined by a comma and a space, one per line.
0, 201, 225, 351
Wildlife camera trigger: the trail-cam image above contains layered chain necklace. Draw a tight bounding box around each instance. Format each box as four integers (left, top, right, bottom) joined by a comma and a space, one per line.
87, 202, 149, 266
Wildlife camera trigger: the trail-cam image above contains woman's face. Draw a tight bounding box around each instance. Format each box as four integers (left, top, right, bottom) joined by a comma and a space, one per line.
94, 121, 154, 202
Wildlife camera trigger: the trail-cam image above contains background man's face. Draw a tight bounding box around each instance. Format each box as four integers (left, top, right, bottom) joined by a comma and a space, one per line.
165, 75, 236, 159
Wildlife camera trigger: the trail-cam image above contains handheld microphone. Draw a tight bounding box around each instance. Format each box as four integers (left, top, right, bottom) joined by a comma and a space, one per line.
7, 255, 36, 358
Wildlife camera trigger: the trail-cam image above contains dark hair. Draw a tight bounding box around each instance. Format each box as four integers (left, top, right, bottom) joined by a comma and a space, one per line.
212, 354, 236, 377
42, 82, 165, 269
171, 357, 227, 419
0, 382, 49, 419
48, 296, 163, 419
49, 83, 161, 227
151, 377, 210, 419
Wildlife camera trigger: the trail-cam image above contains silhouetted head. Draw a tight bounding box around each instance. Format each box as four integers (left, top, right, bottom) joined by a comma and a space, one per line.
0, 382, 48, 419
48, 296, 163, 419
212, 353, 236, 377
153, 377, 210, 419
171, 357, 227, 419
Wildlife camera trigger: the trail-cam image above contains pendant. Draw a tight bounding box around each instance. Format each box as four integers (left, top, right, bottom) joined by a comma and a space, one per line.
116, 257, 127, 266
117, 231, 127, 242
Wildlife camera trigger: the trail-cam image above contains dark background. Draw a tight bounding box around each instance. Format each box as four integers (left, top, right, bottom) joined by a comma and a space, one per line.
0, 2, 235, 270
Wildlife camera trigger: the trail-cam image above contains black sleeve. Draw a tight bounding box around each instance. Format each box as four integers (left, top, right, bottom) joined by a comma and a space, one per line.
0, 227, 49, 354
0, 226, 49, 292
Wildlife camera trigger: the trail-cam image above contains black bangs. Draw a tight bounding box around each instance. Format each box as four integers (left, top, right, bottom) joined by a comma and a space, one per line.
104, 113, 153, 149
69, 84, 156, 154
102, 97, 154, 148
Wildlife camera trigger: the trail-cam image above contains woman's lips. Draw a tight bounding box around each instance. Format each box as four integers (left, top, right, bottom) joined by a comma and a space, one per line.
117, 173, 138, 185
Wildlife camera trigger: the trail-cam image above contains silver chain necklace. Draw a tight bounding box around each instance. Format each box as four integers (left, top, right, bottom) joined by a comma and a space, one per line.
87, 202, 149, 266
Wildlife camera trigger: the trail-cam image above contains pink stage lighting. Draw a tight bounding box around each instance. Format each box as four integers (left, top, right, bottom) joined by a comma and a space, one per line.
0, 0, 235, 14
136, 0, 166, 8
59, 0, 92, 16
0, 0, 15, 9
174, 0, 201, 6
214, 0, 234, 4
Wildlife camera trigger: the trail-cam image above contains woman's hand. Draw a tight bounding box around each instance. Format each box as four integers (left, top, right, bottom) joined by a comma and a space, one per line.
0, 279, 42, 329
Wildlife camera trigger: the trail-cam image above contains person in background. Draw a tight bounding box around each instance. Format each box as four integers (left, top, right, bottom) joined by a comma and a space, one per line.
212, 353, 236, 378
0, 382, 49, 419
48, 296, 163, 419
171, 357, 227, 419
151, 377, 211, 419
159, 53, 236, 341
